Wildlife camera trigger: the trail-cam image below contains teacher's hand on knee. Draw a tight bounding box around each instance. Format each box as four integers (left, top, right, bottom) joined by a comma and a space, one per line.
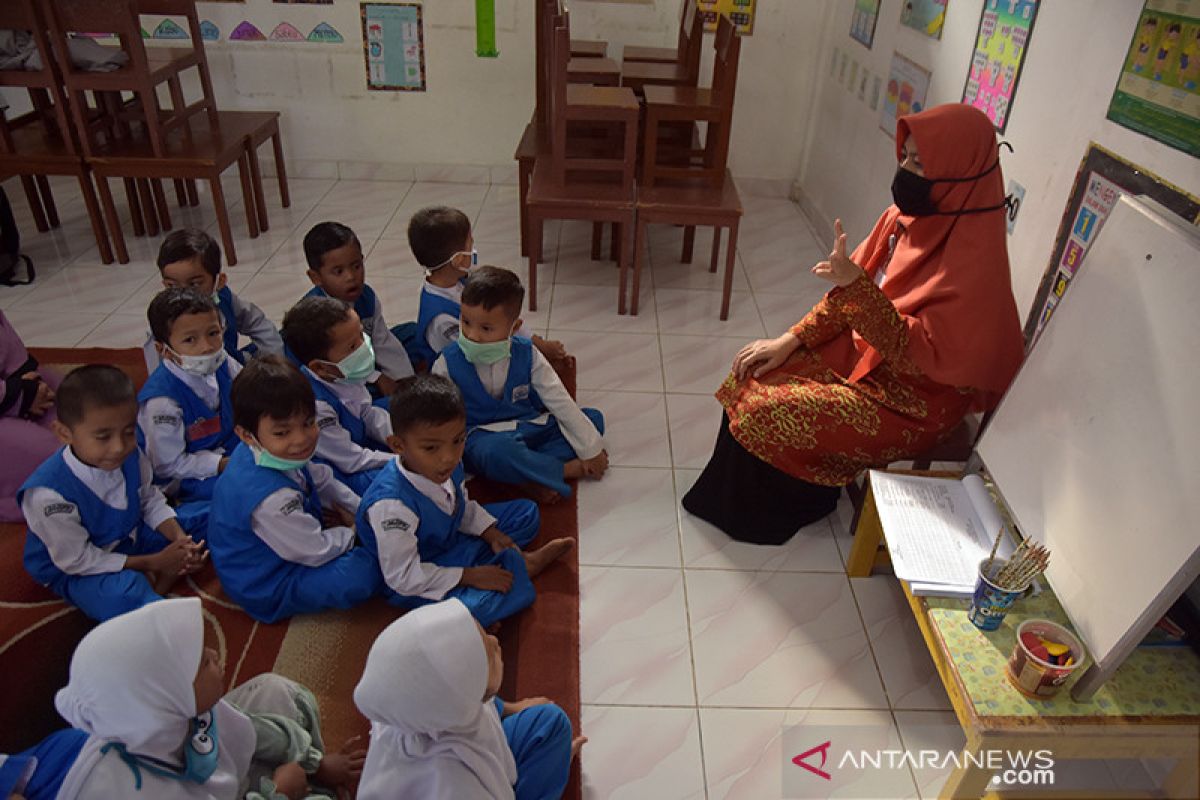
733, 332, 802, 380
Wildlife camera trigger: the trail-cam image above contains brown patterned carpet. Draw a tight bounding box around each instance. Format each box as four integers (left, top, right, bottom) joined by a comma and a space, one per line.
0, 348, 582, 798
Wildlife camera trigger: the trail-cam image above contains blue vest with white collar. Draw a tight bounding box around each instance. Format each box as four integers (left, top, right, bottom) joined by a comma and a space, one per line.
304, 284, 378, 328
442, 336, 545, 429
357, 460, 466, 564
303, 367, 370, 446
215, 285, 241, 362
137, 360, 238, 455
414, 283, 464, 366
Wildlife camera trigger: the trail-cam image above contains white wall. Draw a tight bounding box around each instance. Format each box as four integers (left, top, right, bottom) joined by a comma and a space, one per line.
796, 0, 1200, 326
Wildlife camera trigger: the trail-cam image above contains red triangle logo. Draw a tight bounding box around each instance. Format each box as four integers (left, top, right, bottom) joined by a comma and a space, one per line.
792, 740, 832, 781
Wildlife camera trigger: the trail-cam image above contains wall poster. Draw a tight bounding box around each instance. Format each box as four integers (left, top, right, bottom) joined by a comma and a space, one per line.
361, 2, 426, 91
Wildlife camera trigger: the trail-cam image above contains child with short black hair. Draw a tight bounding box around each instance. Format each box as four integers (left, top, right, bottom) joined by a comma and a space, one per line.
20, 365, 206, 622
303, 221, 415, 394
408, 206, 566, 366
206, 355, 382, 623
356, 374, 573, 627
142, 228, 282, 371
433, 267, 607, 502
281, 296, 392, 495
137, 288, 240, 506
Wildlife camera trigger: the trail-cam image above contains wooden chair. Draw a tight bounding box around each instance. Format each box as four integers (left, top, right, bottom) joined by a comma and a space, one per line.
570, 39, 608, 58
629, 15, 744, 318
623, 0, 697, 64
620, 1, 704, 96
526, 10, 639, 313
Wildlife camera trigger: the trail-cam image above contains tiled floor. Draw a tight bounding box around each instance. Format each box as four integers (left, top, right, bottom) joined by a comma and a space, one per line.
0, 176, 1150, 799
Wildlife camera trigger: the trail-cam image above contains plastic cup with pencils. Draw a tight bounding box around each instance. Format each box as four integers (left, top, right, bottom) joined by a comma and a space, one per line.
968, 537, 1050, 631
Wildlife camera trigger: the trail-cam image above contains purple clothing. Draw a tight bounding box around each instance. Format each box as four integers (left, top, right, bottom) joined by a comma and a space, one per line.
0, 311, 60, 522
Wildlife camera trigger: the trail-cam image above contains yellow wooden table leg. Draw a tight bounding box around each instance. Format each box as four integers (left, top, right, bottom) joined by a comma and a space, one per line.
846, 478, 884, 577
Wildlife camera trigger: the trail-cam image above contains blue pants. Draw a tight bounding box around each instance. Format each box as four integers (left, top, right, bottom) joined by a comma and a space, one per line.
2, 728, 88, 800
326, 463, 383, 497
493, 700, 574, 800
253, 547, 384, 624
464, 409, 605, 497
173, 499, 211, 540
178, 474, 218, 502
386, 500, 540, 628
41, 527, 170, 622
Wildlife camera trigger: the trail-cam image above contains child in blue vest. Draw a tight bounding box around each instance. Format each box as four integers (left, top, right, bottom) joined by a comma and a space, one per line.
407, 206, 566, 367
207, 354, 382, 623
142, 228, 282, 371
20, 365, 206, 622
0, 728, 88, 800
281, 295, 392, 496
137, 288, 239, 507
433, 267, 608, 502
356, 375, 574, 628
302, 221, 415, 396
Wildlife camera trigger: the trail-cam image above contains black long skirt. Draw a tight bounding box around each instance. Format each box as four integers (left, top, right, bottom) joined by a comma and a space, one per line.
681, 415, 841, 545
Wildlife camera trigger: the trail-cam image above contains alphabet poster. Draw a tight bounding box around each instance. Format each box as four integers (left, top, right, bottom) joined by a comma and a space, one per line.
361, 2, 426, 91
1106, 0, 1200, 157
961, 0, 1040, 133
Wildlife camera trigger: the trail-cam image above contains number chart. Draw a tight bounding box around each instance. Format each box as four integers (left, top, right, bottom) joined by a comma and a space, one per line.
696, 0, 756, 35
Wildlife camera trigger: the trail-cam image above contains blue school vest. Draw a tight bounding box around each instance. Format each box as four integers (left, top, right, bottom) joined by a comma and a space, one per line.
2, 728, 88, 800
19, 449, 144, 583
137, 361, 238, 456
413, 284, 463, 366
305, 284, 379, 329
443, 337, 545, 429
207, 444, 324, 618
303, 367, 369, 445
215, 285, 241, 362
357, 460, 467, 566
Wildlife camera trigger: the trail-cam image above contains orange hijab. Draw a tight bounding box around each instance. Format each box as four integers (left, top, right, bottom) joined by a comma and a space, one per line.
847, 103, 1024, 409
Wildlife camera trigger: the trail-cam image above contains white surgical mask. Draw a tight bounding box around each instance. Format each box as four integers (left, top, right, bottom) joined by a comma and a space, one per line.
168, 346, 226, 377
426, 249, 479, 277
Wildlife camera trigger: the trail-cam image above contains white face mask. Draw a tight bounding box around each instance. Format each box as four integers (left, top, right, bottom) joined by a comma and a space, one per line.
168, 346, 227, 377
426, 249, 479, 277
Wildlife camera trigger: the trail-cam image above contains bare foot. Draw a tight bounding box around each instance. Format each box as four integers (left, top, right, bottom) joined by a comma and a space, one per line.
571, 735, 588, 760
523, 537, 575, 578
562, 459, 584, 480
521, 482, 562, 504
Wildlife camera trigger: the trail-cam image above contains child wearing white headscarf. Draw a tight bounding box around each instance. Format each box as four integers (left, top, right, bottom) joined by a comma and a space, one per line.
353, 598, 584, 800
52, 597, 364, 799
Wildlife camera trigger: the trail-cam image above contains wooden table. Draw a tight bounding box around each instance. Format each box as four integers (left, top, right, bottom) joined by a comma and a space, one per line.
847, 471, 1200, 799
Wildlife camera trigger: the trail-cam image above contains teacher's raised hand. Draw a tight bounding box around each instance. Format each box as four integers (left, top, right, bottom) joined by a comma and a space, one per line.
811, 219, 865, 288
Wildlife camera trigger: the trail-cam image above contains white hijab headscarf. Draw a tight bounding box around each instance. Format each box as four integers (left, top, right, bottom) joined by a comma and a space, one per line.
354, 599, 518, 800
53, 598, 256, 800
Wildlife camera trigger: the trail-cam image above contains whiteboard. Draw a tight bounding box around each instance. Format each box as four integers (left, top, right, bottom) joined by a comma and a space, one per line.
978, 196, 1200, 675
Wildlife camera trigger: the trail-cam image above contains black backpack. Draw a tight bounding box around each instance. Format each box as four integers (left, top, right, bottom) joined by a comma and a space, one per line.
0, 186, 35, 286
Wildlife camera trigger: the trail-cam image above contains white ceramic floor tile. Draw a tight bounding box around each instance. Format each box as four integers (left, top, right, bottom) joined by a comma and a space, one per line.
364, 236, 428, 279
852, 578, 953, 711
4, 308, 108, 347
665, 393, 722, 469
548, 283, 656, 334
687, 570, 888, 709
368, 275, 427, 325
577, 390, 671, 468
659, 333, 742, 395
554, 233, 626, 288
549, 330, 663, 393
647, 227, 751, 293
578, 467, 681, 568
752, 280, 828, 335
305, 202, 402, 243
581, 706, 706, 800
80, 312, 152, 349
471, 203, 523, 245
237, 270, 313, 323
383, 183, 491, 237
700, 707, 917, 800
19, 268, 157, 314
892, 711, 964, 800
655, 288, 764, 338
675, 468, 845, 573
580, 566, 695, 706
314, 179, 411, 209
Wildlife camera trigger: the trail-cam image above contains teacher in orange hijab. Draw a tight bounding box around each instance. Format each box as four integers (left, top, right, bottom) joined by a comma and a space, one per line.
683, 103, 1025, 545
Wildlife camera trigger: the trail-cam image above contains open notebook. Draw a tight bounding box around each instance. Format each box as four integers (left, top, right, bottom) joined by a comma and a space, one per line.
869, 471, 1018, 598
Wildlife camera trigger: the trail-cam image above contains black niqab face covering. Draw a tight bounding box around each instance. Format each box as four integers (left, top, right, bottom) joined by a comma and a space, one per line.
890, 142, 1013, 217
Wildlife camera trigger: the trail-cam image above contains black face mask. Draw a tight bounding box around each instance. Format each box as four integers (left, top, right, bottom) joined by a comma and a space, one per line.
890, 144, 1013, 217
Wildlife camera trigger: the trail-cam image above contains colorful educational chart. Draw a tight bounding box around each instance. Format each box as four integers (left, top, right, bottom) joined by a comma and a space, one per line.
696, 0, 756, 35
900, 0, 947, 39
880, 52, 931, 136
1106, 0, 1200, 157
850, 0, 881, 48
1026, 144, 1200, 343
961, 0, 1040, 133
361, 3, 426, 91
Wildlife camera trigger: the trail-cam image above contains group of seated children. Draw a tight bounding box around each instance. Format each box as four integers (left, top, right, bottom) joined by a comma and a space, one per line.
10, 206, 607, 799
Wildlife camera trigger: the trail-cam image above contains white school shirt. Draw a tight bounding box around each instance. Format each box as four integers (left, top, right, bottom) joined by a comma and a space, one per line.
249, 461, 360, 567
141, 292, 282, 372
432, 347, 604, 460
365, 458, 496, 600
21, 449, 177, 576
138, 358, 242, 483
422, 281, 533, 356
363, 295, 416, 380
309, 370, 394, 475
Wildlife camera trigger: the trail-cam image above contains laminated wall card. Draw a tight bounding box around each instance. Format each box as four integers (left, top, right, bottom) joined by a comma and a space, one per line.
361, 2, 426, 91
961, 0, 1040, 133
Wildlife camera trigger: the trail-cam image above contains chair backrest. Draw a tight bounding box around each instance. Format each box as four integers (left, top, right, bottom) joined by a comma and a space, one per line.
678, 0, 705, 85
701, 14, 742, 178
0, 0, 79, 155
676, 0, 698, 54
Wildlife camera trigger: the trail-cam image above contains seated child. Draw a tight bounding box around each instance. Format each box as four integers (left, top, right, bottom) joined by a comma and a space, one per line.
432, 267, 608, 502
142, 228, 282, 371
354, 598, 584, 800
0, 729, 88, 800
137, 288, 240, 505
357, 375, 573, 628
281, 296, 392, 496
53, 597, 365, 799
207, 354, 382, 623
302, 221, 414, 394
20, 365, 206, 622
408, 206, 566, 367
1, 309, 61, 523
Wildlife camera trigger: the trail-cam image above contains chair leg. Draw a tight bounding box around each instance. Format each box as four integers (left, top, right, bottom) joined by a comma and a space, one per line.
518, 160, 531, 257
590, 222, 603, 260
95, 176, 129, 264
628, 218, 647, 317
19, 175, 49, 233
609, 222, 619, 263
137, 179, 159, 237
124, 178, 145, 237
151, 180, 172, 231
210, 175, 238, 266
709, 226, 722, 274
34, 175, 59, 228
174, 179, 188, 208
271, 129, 290, 208
527, 214, 542, 312
186, 179, 200, 207
246, 142, 269, 232
236, 153, 260, 239
77, 173, 114, 265
721, 222, 738, 322
681, 225, 695, 263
